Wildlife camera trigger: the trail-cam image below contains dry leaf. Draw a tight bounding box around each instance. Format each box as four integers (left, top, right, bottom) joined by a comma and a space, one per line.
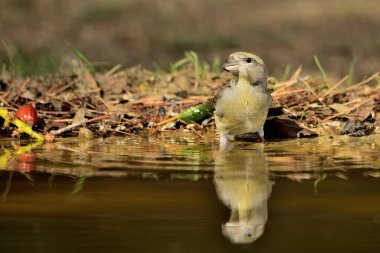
347, 100, 374, 121
329, 103, 349, 113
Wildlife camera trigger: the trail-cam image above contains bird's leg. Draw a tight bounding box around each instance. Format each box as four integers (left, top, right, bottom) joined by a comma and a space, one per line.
258, 127, 266, 142
219, 141, 234, 152
220, 132, 234, 147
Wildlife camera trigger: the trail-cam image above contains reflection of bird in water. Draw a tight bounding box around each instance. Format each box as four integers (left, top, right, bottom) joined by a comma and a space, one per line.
215, 52, 272, 147
214, 143, 272, 244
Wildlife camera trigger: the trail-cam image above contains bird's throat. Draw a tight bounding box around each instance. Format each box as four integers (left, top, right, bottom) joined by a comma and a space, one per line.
237, 75, 266, 87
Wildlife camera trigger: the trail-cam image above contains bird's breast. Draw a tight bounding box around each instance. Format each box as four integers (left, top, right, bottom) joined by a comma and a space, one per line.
215, 84, 271, 134
220, 85, 268, 113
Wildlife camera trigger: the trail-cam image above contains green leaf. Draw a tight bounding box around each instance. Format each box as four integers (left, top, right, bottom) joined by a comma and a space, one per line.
178, 104, 214, 123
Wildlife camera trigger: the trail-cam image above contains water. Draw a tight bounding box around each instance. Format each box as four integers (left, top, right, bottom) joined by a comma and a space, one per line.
0, 134, 379, 252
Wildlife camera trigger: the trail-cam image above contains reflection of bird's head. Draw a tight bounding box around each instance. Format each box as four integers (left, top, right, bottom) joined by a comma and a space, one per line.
222, 52, 267, 85
222, 222, 265, 244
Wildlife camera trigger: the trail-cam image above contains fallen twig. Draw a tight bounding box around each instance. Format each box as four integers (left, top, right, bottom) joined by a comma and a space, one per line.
344, 72, 379, 92
322, 75, 348, 98
272, 67, 303, 96
53, 119, 88, 135
299, 78, 326, 106
272, 89, 307, 98
53, 114, 111, 136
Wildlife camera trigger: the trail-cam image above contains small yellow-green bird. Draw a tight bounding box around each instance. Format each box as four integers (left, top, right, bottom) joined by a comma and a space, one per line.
215, 52, 272, 146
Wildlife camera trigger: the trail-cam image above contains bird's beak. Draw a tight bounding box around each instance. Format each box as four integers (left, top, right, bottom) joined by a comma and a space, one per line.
222, 56, 239, 73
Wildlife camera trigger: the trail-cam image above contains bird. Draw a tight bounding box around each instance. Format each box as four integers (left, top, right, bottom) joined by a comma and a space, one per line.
215, 52, 272, 146
214, 144, 272, 244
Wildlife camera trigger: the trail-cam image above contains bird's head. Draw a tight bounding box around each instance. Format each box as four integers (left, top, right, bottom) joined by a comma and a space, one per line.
222, 52, 267, 85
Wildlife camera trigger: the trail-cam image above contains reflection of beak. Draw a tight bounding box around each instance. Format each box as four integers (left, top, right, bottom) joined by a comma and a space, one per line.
222, 57, 238, 72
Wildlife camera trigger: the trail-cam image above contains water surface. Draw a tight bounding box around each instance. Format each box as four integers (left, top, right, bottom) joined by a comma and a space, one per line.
0, 134, 379, 252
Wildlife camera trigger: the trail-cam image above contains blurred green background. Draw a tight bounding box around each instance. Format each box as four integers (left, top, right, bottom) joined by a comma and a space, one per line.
0, 0, 379, 78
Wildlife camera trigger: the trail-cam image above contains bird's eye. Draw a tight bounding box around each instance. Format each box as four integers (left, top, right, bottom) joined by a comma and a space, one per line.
245, 57, 252, 63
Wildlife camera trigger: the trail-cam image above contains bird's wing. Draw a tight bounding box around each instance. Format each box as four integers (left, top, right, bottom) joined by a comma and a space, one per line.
207, 79, 236, 106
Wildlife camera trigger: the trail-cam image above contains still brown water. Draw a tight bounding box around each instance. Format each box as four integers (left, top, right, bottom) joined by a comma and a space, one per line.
0, 134, 379, 253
